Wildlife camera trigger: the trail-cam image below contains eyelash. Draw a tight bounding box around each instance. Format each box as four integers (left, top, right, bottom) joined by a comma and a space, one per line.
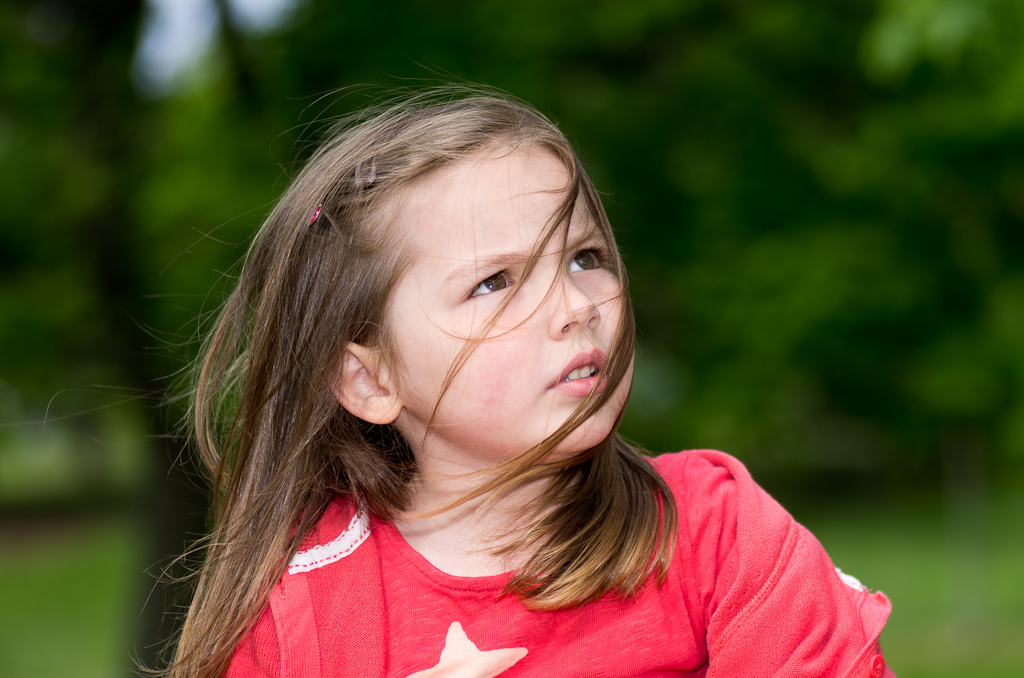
469, 248, 605, 298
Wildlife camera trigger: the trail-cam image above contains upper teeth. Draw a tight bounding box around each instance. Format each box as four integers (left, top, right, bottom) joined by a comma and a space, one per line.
564, 365, 597, 381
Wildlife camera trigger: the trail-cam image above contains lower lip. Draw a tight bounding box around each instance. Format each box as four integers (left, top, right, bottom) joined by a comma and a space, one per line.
551, 373, 607, 397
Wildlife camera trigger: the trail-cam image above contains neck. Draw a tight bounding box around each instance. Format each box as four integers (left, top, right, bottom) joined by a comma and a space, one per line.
394, 467, 550, 577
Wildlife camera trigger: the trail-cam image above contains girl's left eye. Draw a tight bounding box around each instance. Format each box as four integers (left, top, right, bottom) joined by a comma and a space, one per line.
569, 250, 600, 272
471, 271, 511, 297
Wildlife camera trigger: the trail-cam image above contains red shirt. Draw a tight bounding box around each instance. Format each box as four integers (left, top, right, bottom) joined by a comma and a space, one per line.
228, 451, 895, 677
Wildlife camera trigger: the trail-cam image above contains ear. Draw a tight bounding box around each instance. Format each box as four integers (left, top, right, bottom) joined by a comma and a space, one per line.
332, 343, 403, 425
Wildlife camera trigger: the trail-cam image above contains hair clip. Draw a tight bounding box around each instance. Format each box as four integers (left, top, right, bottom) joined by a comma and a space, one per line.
309, 201, 323, 226
354, 156, 377, 189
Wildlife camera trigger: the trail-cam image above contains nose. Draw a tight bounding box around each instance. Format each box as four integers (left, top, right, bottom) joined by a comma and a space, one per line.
548, 275, 601, 339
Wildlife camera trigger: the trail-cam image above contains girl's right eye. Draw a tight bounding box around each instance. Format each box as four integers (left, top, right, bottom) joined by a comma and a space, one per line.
471, 272, 511, 297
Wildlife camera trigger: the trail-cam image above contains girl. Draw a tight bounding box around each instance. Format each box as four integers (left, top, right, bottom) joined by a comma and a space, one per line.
169, 90, 894, 678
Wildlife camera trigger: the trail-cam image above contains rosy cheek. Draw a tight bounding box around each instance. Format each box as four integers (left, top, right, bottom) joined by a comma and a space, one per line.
471, 344, 533, 405
477, 368, 512, 411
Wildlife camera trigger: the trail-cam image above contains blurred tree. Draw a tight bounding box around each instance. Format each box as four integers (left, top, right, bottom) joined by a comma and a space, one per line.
0, 1, 209, 671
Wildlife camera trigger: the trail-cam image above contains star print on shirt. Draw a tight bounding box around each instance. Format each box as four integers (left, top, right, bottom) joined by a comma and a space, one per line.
406, 621, 528, 678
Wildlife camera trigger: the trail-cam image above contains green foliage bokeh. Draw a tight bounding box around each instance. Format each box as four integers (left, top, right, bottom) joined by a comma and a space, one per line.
3, 0, 1024, 495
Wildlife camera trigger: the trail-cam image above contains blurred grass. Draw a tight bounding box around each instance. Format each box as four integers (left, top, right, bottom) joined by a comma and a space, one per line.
0, 496, 1021, 677
0, 516, 143, 678
805, 492, 1024, 678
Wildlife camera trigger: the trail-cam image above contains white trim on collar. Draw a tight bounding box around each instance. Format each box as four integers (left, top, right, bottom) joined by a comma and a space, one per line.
287, 503, 371, 574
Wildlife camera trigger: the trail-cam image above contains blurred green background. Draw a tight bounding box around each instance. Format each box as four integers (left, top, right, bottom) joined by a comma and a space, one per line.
1, 0, 1023, 676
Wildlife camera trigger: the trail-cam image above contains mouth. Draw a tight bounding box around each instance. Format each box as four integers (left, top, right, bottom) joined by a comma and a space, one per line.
562, 364, 599, 382
555, 349, 606, 387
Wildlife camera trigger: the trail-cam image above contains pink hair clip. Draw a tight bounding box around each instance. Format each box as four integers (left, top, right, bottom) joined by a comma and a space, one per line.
309, 201, 323, 225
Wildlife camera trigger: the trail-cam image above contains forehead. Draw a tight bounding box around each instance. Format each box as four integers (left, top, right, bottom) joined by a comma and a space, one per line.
395, 146, 574, 266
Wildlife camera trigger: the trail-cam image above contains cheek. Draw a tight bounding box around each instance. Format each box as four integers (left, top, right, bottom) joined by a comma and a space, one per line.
455, 339, 538, 412
390, 328, 466, 417
594, 278, 626, 320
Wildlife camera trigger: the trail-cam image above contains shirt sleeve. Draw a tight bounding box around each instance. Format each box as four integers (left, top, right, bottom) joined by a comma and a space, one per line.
658, 450, 895, 678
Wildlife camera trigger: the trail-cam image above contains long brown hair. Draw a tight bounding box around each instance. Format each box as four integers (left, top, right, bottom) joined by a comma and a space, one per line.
168, 88, 677, 678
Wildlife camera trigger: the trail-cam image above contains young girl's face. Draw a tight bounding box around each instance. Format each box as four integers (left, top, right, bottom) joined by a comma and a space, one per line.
381, 145, 631, 475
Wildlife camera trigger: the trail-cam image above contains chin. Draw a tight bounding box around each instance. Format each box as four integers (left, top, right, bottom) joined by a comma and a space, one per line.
546, 417, 617, 462
549, 384, 629, 460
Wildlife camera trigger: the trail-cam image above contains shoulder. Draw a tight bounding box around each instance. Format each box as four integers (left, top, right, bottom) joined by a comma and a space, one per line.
651, 451, 894, 677
649, 449, 781, 529
227, 496, 371, 678
650, 449, 800, 586
650, 449, 755, 489
230, 494, 387, 677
